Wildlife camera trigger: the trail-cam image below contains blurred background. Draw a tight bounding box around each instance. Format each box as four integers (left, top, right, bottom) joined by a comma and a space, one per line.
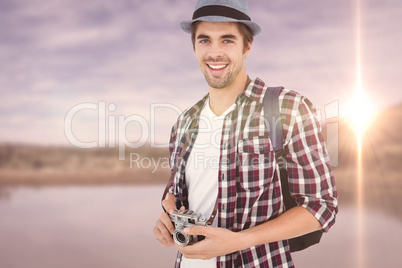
0, 0, 401, 267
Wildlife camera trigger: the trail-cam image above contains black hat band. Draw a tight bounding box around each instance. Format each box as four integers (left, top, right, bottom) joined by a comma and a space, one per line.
192, 5, 251, 21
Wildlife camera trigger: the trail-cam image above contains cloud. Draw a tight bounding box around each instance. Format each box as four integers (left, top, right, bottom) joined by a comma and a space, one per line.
1, 0, 401, 145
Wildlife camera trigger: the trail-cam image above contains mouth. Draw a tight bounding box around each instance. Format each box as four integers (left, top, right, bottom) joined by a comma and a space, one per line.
206, 64, 228, 71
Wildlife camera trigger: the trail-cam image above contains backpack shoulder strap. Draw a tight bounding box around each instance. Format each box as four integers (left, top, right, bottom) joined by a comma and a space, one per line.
263, 86, 285, 151
263, 86, 294, 203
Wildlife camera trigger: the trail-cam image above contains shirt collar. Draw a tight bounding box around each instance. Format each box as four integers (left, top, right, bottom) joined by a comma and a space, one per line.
185, 93, 209, 120
240, 77, 267, 104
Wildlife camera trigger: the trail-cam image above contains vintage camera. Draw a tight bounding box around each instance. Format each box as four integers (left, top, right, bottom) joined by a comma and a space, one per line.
169, 209, 208, 246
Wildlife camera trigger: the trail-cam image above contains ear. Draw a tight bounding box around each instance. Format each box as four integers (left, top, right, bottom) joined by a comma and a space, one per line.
244, 41, 252, 59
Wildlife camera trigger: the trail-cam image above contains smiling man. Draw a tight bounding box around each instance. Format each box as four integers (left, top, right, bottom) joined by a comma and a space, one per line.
153, 1, 338, 267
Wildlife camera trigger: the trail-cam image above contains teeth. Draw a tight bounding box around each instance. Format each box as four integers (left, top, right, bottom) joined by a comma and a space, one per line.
208, 64, 227, 70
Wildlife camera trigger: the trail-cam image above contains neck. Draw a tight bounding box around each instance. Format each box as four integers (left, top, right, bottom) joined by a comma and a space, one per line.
208, 72, 249, 116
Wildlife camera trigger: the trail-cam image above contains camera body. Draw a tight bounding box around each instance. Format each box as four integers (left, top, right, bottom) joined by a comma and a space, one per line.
169, 209, 208, 246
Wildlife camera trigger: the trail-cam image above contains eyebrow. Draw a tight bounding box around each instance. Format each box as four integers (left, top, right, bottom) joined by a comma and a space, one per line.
197, 34, 210, 40
196, 34, 238, 40
221, 34, 237, 40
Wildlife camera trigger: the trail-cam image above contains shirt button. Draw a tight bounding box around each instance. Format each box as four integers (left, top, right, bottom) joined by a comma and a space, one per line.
222, 174, 225, 181
259, 146, 264, 152
221, 204, 225, 211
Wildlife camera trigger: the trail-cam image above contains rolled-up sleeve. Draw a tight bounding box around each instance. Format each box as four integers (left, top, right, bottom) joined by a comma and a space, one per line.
282, 93, 338, 232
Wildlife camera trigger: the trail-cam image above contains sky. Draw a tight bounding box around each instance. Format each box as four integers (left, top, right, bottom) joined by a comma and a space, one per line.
0, 0, 401, 147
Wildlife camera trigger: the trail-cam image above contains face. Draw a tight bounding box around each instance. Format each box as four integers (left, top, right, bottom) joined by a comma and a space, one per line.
194, 21, 251, 90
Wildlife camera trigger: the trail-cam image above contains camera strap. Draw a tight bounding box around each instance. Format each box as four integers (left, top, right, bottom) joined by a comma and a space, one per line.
161, 121, 219, 226
161, 136, 189, 206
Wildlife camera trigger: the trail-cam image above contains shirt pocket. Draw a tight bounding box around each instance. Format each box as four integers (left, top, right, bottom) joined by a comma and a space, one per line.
237, 136, 275, 190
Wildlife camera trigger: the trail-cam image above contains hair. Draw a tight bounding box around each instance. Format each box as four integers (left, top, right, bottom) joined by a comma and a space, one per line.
191, 21, 253, 53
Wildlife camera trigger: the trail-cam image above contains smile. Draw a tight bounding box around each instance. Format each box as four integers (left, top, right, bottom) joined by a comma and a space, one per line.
207, 64, 228, 70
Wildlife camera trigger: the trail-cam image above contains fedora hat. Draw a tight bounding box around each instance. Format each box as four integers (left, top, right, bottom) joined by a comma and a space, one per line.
180, 0, 261, 36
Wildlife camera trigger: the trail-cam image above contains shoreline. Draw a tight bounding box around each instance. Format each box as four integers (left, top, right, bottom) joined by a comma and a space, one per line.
0, 168, 171, 187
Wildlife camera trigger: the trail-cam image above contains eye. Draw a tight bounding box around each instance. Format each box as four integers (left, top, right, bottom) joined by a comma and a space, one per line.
223, 39, 234, 44
199, 39, 210, 44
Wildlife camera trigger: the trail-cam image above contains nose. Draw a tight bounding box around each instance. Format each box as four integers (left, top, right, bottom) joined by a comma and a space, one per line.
206, 41, 224, 60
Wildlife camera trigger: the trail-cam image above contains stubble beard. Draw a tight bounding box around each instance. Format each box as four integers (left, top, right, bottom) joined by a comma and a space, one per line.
204, 71, 235, 89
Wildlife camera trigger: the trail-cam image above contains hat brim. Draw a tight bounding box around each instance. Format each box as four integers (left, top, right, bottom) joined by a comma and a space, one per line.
180, 16, 261, 36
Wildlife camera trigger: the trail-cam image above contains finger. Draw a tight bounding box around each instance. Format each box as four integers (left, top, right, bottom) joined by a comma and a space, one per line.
184, 226, 209, 236
160, 211, 175, 235
153, 218, 175, 246
153, 225, 172, 247
153, 219, 172, 243
162, 194, 176, 214
155, 231, 175, 247
153, 228, 172, 247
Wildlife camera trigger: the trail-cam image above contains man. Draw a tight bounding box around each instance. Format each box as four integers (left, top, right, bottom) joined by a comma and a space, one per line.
153, 0, 338, 267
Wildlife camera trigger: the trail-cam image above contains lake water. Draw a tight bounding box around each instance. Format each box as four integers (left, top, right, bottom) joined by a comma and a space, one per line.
0, 185, 401, 268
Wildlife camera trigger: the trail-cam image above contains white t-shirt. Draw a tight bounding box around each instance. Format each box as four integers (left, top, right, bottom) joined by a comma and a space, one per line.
181, 98, 235, 268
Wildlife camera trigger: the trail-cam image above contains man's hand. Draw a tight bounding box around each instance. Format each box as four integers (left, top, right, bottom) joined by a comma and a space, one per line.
153, 193, 185, 247
177, 226, 244, 260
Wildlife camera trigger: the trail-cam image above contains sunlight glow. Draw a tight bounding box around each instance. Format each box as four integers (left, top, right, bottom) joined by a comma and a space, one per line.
345, 88, 377, 135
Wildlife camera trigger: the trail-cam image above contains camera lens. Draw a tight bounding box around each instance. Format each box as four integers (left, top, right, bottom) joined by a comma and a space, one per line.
176, 233, 186, 243
173, 230, 190, 246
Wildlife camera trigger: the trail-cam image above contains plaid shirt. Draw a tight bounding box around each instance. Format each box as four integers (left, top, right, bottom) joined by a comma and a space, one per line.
168, 77, 338, 268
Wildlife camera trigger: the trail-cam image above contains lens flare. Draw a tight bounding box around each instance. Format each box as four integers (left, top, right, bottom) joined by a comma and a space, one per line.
353, 0, 368, 267
345, 89, 377, 136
